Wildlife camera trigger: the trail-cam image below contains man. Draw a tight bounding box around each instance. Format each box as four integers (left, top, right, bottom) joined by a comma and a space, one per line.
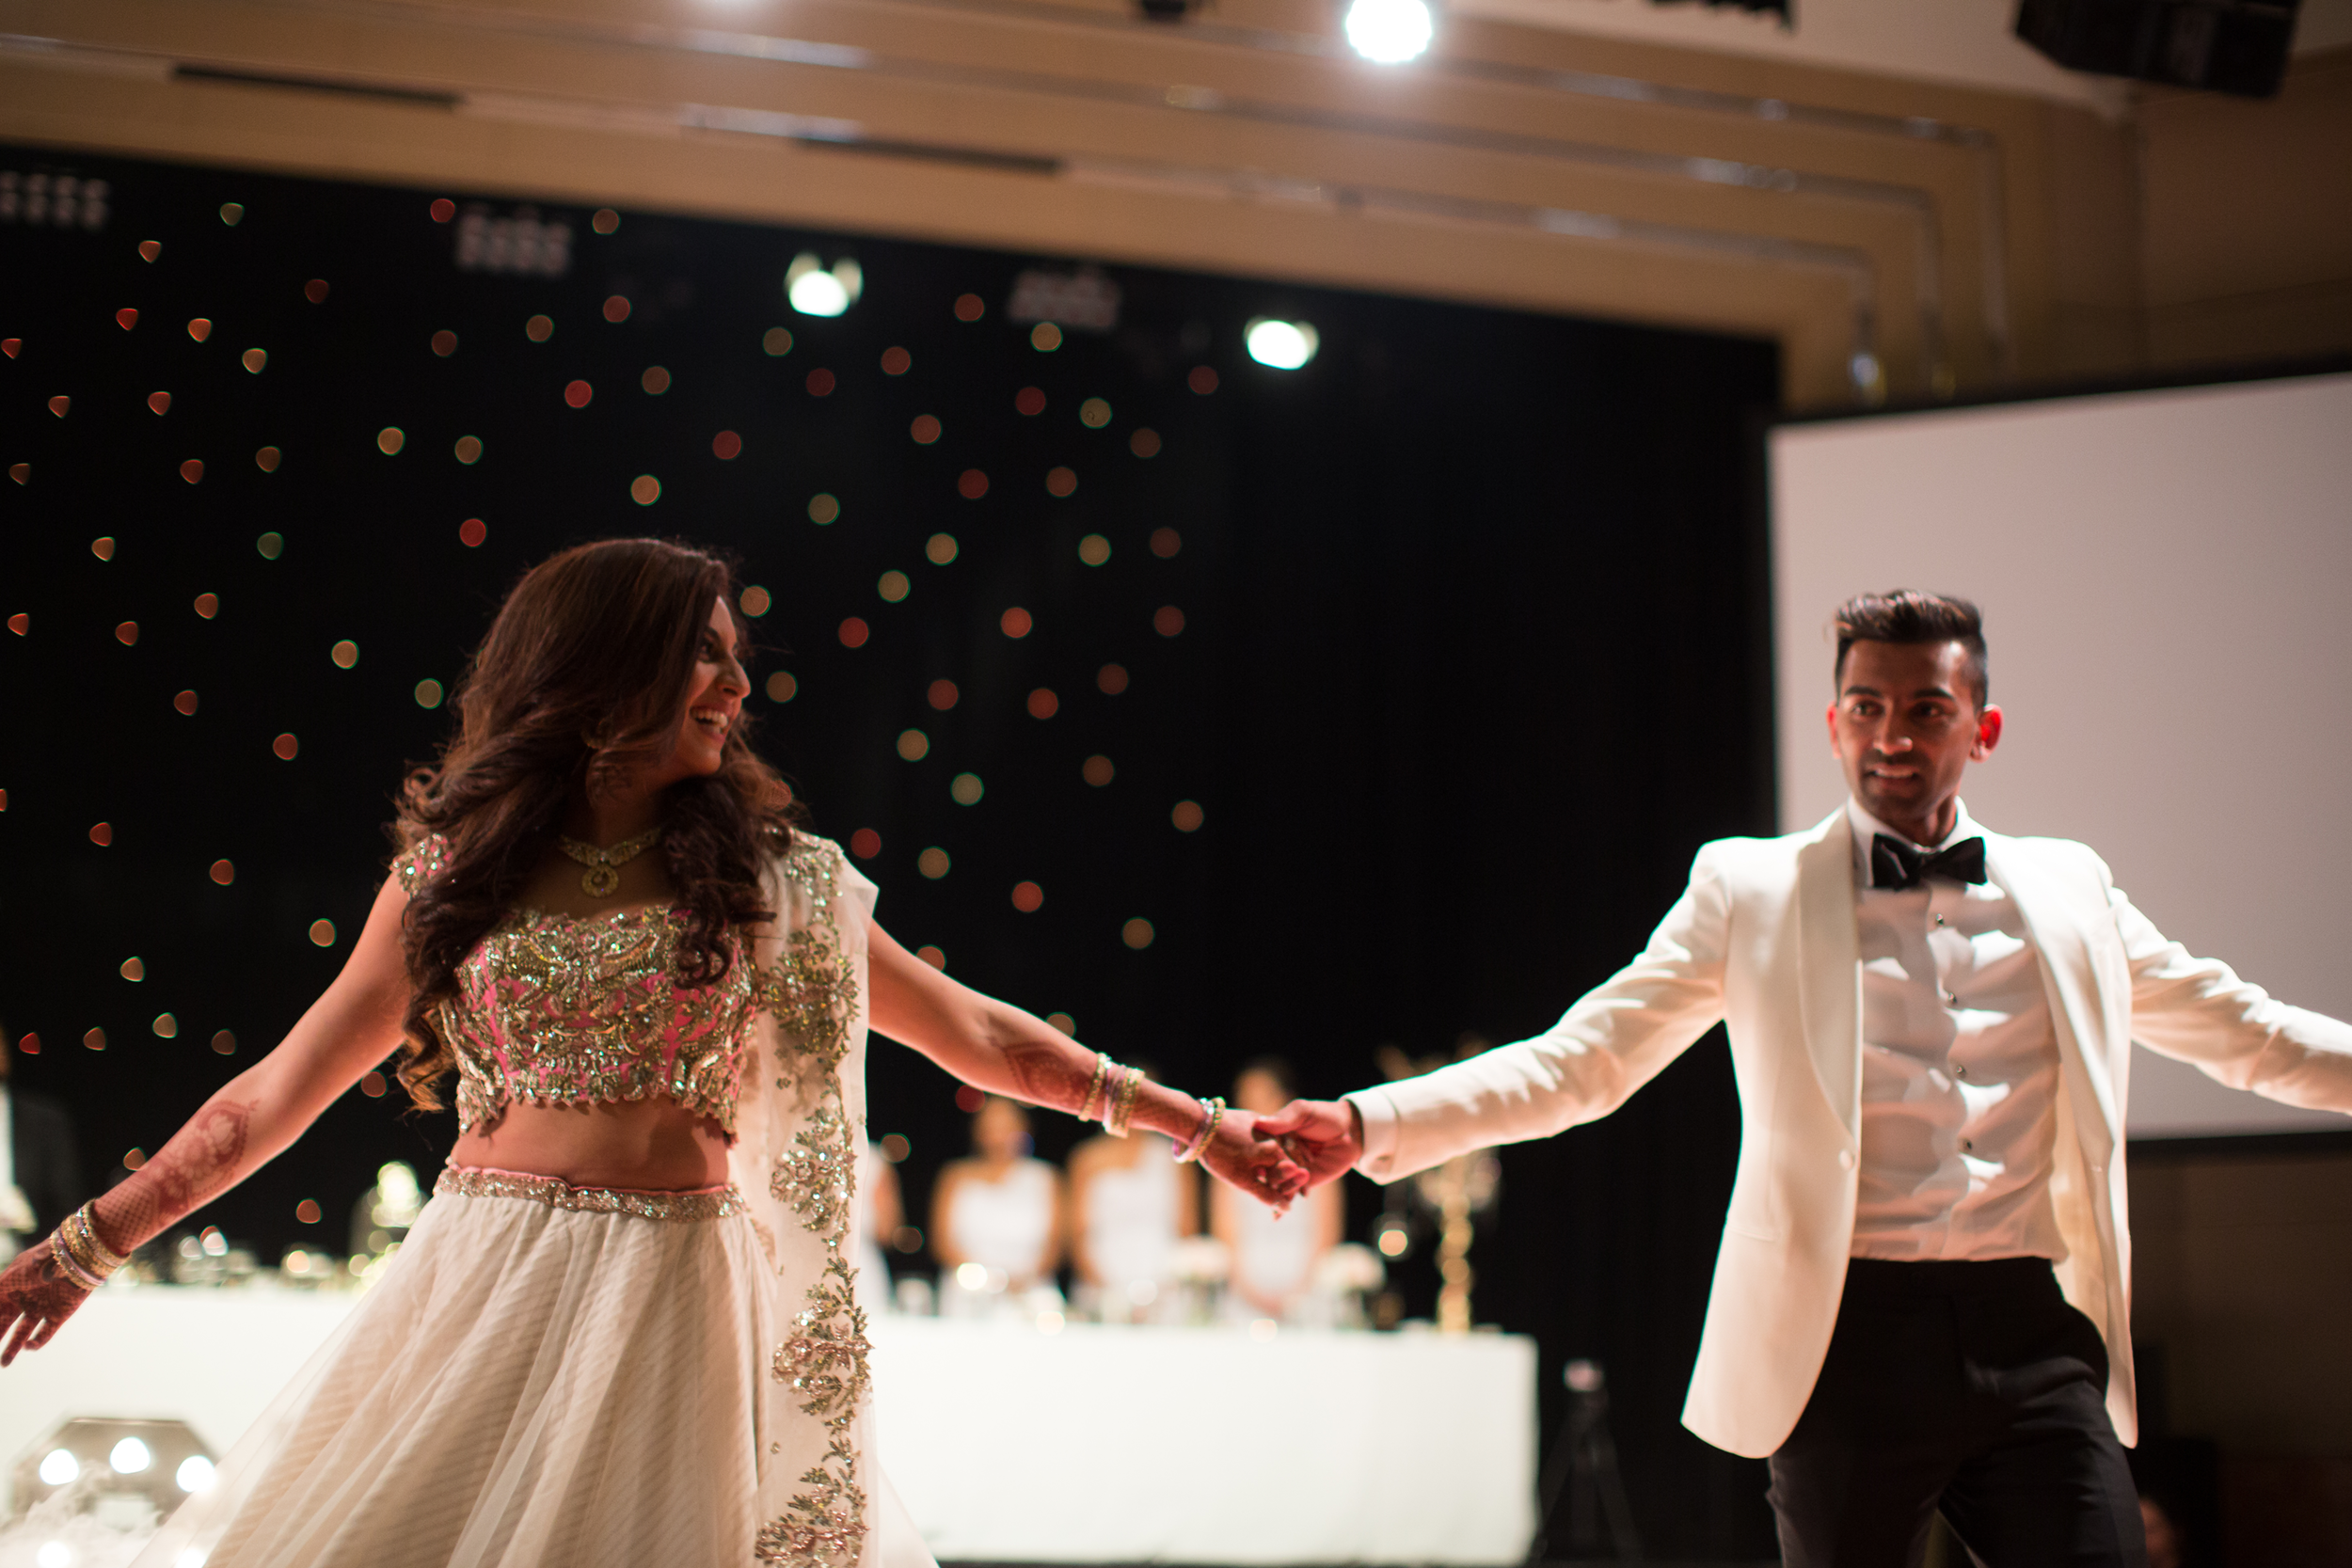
1, 1023, 85, 1265
1263, 591, 2352, 1566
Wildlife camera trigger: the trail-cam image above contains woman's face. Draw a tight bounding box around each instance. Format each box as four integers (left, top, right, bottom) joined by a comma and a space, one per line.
974, 1098, 1030, 1160
1234, 1069, 1289, 1116
657, 595, 749, 784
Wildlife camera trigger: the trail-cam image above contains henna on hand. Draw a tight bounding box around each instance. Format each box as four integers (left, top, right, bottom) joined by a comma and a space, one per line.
0, 1241, 95, 1366
1254, 1099, 1360, 1188
1200, 1110, 1309, 1212
90, 1098, 254, 1254
996, 1037, 1096, 1117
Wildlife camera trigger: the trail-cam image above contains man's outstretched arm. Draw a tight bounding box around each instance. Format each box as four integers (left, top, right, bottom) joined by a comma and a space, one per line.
1267, 848, 1738, 1186
2112, 879, 2352, 1115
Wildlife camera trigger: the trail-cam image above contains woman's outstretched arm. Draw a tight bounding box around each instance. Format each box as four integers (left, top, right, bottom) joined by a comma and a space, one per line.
0, 875, 417, 1363
864, 921, 1307, 1209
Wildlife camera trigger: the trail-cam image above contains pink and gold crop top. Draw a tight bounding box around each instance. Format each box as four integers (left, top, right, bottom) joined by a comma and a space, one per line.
394, 834, 758, 1136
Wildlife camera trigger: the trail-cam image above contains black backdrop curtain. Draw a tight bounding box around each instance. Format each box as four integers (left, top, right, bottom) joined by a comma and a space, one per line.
0, 145, 1782, 1557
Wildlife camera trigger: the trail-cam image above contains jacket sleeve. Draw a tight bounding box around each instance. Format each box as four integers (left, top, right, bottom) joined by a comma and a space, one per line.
2111, 874, 2352, 1116
1350, 847, 1735, 1182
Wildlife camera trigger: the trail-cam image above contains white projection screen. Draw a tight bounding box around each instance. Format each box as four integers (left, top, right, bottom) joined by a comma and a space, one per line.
1770, 370, 2352, 1138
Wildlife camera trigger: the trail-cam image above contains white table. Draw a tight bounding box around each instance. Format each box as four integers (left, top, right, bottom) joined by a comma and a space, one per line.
871, 1316, 1536, 1563
2, 1290, 1537, 1564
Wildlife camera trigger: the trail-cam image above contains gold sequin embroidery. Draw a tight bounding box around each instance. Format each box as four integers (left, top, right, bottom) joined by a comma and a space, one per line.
755, 838, 871, 1568
436, 1166, 747, 1223
392, 834, 452, 894
442, 911, 756, 1135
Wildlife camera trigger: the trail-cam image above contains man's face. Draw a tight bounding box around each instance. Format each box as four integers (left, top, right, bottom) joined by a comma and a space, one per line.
1826, 639, 2000, 835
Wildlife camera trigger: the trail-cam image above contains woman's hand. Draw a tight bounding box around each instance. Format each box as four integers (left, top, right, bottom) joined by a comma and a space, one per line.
0, 1239, 95, 1367
1199, 1108, 1309, 1214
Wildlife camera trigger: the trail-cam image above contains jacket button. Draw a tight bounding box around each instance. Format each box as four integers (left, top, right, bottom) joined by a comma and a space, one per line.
1837, 1149, 1855, 1170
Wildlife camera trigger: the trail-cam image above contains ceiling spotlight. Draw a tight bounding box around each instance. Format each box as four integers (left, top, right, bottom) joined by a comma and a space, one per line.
786, 252, 862, 317
1245, 317, 1319, 370
1343, 0, 1434, 62
110, 1437, 152, 1474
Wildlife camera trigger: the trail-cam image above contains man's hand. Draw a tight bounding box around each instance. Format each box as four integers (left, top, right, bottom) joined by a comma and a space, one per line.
1253, 1098, 1362, 1190
1199, 1107, 1310, 1213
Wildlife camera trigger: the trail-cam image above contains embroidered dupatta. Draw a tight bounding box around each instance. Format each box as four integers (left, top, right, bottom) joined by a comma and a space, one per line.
729, 834, 888, 1567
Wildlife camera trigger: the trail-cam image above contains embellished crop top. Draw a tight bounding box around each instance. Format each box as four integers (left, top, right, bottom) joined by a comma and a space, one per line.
393, 834, 758, 1137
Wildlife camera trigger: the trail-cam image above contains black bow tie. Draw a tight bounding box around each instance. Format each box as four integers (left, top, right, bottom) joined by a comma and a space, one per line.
1872, 833, 1987, 892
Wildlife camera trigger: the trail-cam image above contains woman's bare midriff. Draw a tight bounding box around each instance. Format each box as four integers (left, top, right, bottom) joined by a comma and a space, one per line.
448, 1098, 732, 1192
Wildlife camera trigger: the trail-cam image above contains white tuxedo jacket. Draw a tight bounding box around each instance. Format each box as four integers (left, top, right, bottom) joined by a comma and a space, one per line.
1351, 807, 2352, 1458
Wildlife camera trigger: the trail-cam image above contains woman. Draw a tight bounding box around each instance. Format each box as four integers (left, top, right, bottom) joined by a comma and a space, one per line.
930, 1096, 1064, 1307
1212, 1059, 1343, 1322
1066, 1066, 1195, 1323
0, 539, 1304, 1568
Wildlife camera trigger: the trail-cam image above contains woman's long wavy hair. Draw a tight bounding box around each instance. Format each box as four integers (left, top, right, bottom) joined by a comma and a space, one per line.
389, 538, 799, 1111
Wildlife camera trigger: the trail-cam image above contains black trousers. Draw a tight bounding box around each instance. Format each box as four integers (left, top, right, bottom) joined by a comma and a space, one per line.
1767, 1258, 2146, 1568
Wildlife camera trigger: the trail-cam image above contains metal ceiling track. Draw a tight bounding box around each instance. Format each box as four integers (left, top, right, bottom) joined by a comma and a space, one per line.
0, 0, 2000, 402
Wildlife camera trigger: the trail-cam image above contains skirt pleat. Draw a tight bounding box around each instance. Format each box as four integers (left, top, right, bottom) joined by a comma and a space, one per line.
135, 1186, 773, 1568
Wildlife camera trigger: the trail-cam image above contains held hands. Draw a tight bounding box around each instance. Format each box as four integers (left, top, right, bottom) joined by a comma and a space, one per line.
1198, 1107, 1311, 1214
0, 1240, 95, 1366
1252, 1099, 1363, 1191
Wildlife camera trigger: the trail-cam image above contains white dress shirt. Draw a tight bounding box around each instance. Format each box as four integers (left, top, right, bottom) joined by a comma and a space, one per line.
1847, 798, 2065, 1262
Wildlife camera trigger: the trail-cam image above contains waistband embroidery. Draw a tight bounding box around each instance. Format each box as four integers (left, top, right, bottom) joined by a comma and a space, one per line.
437, 1165, 747, 1223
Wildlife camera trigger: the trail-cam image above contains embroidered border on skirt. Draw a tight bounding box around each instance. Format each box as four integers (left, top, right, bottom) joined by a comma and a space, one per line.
437, 1165, 748, 1223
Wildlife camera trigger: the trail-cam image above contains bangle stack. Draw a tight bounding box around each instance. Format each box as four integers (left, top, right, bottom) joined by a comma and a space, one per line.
1105, 1063, 1144, 1138
1172, 1098, 1225, 1164
50, 1203, 128, 1291
1078, 1052, 1111, 1123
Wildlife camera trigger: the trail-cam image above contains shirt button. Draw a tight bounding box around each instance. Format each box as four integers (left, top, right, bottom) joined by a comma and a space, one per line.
1837, 1149, 1855, 1170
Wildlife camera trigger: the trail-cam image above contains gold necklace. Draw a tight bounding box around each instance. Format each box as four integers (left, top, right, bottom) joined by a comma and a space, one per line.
556, 825, 663, 897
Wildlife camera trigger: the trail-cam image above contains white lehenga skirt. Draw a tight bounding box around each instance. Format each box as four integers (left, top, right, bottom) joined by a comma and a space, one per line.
132, 1170, 921, 1568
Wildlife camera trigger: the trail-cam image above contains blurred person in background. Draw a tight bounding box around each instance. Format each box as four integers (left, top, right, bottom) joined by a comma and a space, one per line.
1068, 1062, 1194, 1321
0, 1022, 84, 1266
1213, 1059, 1342, 1321
860, 1140, 906, 1304
931, 1095, 1064, 1302
0, 539, 1305, 1568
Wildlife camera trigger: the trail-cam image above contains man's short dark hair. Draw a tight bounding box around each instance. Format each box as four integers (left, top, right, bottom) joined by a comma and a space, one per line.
1832, 590, 1989, 708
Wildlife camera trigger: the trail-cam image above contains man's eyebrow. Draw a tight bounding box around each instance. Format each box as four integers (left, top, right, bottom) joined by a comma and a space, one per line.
1840, 682, 1957, 703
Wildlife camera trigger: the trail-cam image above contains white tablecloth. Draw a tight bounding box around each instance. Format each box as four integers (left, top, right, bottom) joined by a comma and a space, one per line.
1, 1289, 1537, 1564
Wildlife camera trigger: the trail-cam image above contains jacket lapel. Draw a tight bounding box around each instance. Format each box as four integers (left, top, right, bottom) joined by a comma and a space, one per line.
1982, 832, 2122, 1150
1795, 810, 1864, 1139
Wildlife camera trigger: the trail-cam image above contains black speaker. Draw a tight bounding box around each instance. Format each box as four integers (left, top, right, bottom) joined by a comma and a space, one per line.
2015, 0, 2301, 97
